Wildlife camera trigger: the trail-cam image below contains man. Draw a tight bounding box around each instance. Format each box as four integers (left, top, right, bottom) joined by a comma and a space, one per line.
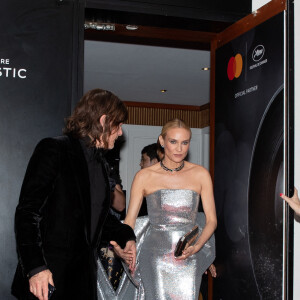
139, 143, 160, 169
138, 143, 160, 216
12, 89, 136, 300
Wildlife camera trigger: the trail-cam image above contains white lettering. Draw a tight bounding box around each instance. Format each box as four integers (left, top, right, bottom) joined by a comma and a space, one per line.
0, 59, 10, 64
249, 59, 268, 70
0, 59, 27, 79
0, 67, 27, 79
246, 85, 258, 93
18, 69, 26, 79
3, 67, 12, 76
235, 85, 258, 99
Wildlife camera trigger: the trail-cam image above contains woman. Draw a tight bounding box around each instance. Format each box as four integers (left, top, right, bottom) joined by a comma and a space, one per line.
280, 187, 300, 216
124, 118, 217, 299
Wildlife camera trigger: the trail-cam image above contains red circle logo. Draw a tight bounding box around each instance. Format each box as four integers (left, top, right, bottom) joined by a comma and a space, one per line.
227, 54, 243, 80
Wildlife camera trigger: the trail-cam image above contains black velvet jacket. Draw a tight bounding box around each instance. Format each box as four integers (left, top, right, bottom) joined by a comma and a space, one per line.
11, 135, 135, 300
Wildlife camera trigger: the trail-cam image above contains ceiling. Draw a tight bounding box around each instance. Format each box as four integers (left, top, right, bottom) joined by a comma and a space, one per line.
84, 40, 211, 106
86, 1, 251, 24
83, 1, 251, 107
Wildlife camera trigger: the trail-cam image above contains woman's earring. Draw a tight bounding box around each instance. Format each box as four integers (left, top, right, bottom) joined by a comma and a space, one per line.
161, 145, 164, 148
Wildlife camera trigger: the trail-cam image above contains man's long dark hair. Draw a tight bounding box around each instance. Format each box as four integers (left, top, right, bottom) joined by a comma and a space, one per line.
64, 89, 128, 148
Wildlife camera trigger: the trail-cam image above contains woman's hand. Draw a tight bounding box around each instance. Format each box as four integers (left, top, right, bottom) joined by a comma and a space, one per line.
110, 240, 136, 271
280, 187, 300, 215
175, 245, 198, 260
205, 263, 217, 277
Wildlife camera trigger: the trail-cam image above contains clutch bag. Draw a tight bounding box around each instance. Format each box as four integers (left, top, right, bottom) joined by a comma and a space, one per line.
174, 225, 199, 257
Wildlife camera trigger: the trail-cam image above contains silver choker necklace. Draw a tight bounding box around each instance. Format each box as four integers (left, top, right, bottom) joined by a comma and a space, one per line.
160, 160, 184, 172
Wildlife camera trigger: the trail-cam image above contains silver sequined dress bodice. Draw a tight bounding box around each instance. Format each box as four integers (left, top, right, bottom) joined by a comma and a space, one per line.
137, 189, 212, 300
146, 189, 199, 230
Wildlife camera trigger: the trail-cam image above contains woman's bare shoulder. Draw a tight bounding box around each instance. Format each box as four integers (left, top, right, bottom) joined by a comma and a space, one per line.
184, 162, 211, 181
185, 161, 209, 173
134, 163, 161, 179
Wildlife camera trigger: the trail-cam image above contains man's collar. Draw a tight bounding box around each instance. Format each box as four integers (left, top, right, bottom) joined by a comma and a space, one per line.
79, 137, 107, 162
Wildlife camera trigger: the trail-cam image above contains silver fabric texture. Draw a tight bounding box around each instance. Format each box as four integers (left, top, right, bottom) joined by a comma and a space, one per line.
97, 189, 215, 300
97, 216, 150, 300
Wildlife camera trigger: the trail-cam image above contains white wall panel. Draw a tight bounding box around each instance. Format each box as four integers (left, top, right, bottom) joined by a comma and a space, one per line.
293, 2, 300, 299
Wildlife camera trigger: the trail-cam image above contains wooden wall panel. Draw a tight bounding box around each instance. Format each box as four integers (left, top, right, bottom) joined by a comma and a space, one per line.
123, 102, 210, 128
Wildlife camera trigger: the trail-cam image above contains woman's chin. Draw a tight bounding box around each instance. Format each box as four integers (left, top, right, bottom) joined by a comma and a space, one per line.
173, 155, 185, 161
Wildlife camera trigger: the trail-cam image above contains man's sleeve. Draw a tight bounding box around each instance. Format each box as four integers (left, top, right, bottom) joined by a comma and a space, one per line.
15, 138, 61, 276
101, 213, 136, 249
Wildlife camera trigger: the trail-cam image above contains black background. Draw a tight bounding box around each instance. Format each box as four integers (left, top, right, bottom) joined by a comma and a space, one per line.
0, 1, 83, 298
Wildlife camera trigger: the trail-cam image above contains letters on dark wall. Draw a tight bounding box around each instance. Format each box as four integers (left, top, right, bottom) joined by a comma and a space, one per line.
0, 1, 83, 298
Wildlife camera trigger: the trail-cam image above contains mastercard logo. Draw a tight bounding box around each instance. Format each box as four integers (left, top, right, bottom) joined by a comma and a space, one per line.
227, 54, 243, 80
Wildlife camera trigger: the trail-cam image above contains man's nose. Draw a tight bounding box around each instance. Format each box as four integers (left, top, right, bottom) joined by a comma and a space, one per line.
118, 127, 123, 136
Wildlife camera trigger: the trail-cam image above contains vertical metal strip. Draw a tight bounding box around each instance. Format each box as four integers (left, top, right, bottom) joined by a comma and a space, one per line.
284, 1, 294, 299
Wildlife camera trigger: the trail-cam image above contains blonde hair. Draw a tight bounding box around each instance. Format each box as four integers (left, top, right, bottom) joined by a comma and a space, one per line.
160, 118, 191, 139
157, 118, 191, 154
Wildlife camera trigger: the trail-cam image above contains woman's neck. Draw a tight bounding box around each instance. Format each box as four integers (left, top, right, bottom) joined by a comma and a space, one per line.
161, 158, 184, 172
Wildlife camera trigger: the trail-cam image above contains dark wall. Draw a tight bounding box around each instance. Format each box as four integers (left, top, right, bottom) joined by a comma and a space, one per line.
0, 0, 83, 298
214, 13, 284, 299
0, 1, 252, 299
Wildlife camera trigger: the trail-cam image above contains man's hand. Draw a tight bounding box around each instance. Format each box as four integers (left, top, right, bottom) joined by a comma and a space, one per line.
110, 240, 136, 272
29, 269, 54, 300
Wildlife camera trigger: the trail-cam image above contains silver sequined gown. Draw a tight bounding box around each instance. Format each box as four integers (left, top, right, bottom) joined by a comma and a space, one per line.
96, 189, 215, 300
137, 189, 214, 300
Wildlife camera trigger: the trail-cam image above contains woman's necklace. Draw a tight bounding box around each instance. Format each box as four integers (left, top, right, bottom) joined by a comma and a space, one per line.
160, 160, 184, 172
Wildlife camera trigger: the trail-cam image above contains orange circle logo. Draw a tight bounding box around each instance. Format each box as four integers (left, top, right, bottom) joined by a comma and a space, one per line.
227, 54, 243, 80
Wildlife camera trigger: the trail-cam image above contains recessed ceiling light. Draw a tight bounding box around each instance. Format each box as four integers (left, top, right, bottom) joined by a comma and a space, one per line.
202, 67, 210, 71
126, 25, 138, 30
160, 89, 167, 93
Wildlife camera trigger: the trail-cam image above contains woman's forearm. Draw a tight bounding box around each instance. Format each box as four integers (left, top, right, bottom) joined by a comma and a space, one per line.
194, 220, 217, 253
